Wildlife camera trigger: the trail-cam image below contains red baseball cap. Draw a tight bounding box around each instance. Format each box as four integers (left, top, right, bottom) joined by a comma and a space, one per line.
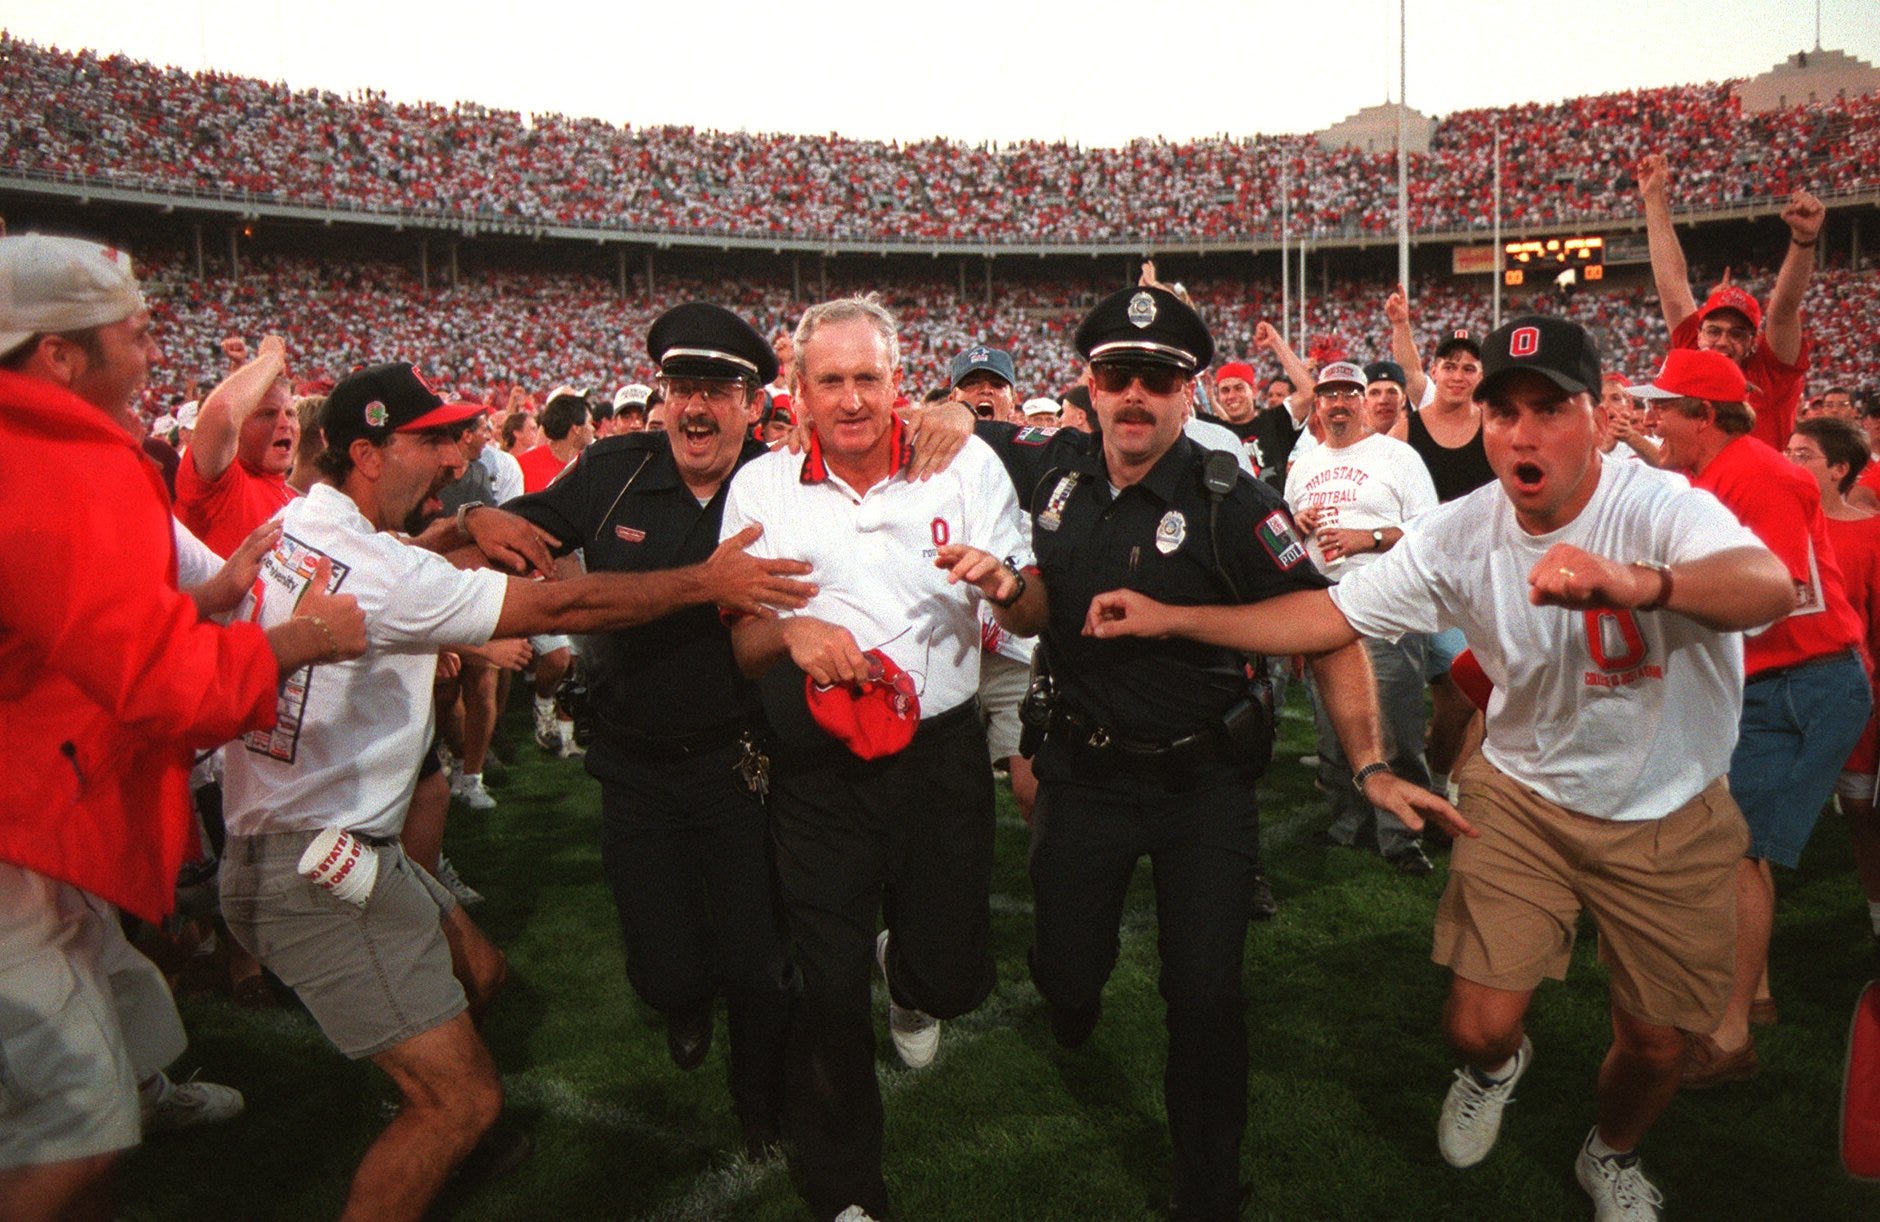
804, 650, 921, 760
1629, 349, 1748, 404
1214, 361, 1257, 386
1696, 285, 1763, 334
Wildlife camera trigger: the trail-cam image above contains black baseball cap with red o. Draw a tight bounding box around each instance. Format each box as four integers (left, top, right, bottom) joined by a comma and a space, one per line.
1434, 332, 1482, 362
1476, 315, 1603, 402
323, 362, 487, 451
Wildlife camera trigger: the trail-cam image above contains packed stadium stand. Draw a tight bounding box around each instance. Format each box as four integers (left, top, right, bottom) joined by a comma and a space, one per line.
4, 33, 1877, 243
3, 32, 1876, 413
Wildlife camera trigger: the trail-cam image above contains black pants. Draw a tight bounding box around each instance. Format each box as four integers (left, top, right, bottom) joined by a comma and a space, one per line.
597, 741, 792, 1131
768, 701, 997, 1222
1030, 741, 1262, 1220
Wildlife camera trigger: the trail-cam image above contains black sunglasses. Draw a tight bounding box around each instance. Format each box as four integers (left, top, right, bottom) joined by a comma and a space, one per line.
1090, 363, 1186, 396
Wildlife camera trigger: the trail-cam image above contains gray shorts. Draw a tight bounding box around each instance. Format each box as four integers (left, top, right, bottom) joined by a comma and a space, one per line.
220, 832, 465, 1059
0, 863, 186, 1169
978, 652, 1030, 762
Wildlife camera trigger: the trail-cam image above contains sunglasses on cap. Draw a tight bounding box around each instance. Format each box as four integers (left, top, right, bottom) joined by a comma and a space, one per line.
1089, 363, 1187, 396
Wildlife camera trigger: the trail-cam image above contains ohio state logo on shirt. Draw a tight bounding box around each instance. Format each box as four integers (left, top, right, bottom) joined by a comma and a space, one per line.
1581, 609, 1662, 688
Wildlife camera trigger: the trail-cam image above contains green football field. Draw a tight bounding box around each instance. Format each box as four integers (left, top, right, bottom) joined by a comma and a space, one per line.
125, 698, 1880, 1220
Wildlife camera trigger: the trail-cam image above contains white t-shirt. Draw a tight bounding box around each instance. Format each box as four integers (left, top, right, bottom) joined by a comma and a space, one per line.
1183, 416, 1259, 478
480, 445, 525, 505
1330, 457, 1770, 822
223, 484, 509, 838
173, 518, 223, 592
1283, 432, 1438, 580
721, 435, 1033, 717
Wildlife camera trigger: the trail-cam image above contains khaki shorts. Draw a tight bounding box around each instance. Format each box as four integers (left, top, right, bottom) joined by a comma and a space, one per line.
0, 863, 186, 1169
1434, 758, 1748, 1032
220, 832, 464, 1059
978, 651, 1030, 762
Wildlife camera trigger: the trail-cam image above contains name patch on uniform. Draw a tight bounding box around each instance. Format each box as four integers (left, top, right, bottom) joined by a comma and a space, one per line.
614, 525, 647, 543
1013, 426, 1058, 446
1256, 511, 1309, 571
1155, 510, 1187, 555
1037, 472, 1081, 532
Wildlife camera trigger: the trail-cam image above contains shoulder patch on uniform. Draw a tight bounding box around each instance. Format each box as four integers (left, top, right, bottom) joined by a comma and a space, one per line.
1013, 426, 1058, 446
1256, 511, 1309, 571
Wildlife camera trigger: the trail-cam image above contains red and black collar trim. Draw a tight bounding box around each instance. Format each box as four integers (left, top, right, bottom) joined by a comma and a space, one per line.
799, 413, 910, 485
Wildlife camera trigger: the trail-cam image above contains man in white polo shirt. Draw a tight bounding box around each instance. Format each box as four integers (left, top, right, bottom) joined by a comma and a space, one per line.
1087, 316, 1793, 1221
722, 295, 1042, 1222
1285, 360, 1441, 873
219, 362, 815, 1221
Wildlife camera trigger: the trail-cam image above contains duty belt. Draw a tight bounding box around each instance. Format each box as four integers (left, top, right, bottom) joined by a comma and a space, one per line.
1050, 706, 1222, 765
606, 717, 749, 759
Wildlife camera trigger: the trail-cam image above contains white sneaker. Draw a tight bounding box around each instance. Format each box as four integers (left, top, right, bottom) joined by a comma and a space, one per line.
833, 1208, 880, 1222
452, 772, 498, 810
142, 1071, 244, 1134
875, 929, 939, 1069
556, 717, 584, 758
435, 856, 485, 907
1437, 1035, 1531, 1168
1575, 1130, 1664, 1221
533, 698, 560, 753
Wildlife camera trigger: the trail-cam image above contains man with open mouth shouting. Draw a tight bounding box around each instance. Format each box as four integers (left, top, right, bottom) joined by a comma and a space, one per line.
1086, 315, 1795, 1222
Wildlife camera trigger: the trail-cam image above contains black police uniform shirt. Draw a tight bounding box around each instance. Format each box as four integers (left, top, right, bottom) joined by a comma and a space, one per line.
502, 431, 767, 765
977, 423, 1329, 741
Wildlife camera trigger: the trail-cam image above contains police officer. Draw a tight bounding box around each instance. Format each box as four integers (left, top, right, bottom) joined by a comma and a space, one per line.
975, 286, 1449, 1219
501, 303, 807, 1157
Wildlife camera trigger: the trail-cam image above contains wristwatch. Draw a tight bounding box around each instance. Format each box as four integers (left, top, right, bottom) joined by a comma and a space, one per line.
454, 500, 487, 535
988, 558, 1028, 609
1371, 528, 1386, 551
1633, 560, 1673, 611
1353, 761, 1393, 790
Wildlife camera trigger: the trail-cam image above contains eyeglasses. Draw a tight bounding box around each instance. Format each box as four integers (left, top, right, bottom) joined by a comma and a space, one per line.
1699, 323, 1755, 345
655, 376, 747, 408
1316, 387, 1363, 403
1090, 364, 1186, 396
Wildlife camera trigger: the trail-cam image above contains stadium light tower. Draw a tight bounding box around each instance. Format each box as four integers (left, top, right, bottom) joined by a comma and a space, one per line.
1396, 0, 1410, 301
1281, 168, 1291, 348
1492, 126, 1503, 330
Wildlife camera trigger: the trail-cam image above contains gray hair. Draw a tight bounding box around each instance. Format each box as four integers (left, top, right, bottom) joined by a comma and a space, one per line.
793, 293, 900, 380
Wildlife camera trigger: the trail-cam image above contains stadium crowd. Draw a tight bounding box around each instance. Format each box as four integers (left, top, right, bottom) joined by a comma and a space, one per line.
125, 249, 1880, 424
4, 34, 1878, 243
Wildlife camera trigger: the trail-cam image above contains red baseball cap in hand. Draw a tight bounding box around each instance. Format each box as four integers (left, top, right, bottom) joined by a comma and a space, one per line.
804, 650, 921, 760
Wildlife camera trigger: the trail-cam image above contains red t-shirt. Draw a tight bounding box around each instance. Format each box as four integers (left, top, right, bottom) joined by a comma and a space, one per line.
174, 449, 297, 558
515, 444, 572, 494
1670, 314, 1811, 453
1857, 460, 1880, 504
1826, 514, 1880, 774
1692, 435, 1863, 676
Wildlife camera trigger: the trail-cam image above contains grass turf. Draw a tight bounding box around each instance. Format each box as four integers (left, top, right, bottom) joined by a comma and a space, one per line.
124, 697, 1880, 1219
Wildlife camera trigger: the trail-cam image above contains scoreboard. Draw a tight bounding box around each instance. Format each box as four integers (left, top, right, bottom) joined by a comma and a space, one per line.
1502, 236, 1605, 286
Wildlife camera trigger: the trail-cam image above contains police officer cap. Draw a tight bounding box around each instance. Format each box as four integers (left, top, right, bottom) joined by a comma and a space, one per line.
646, 303, 779, 385
1073, 285, 1213, 374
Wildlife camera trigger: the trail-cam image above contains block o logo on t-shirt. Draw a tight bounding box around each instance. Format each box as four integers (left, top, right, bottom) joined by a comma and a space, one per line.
1509, 327, 1541, 358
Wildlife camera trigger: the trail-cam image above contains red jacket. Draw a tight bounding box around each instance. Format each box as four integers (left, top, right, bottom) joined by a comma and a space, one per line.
0, 371, 280, 922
